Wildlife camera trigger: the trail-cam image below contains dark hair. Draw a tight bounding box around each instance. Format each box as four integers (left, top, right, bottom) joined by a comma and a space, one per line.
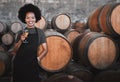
18, 4, 41, 23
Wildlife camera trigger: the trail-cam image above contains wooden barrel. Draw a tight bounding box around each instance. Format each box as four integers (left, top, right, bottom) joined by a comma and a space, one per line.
64, 29, 80, 45
0, 51, 11, 76
93, 69, 120, 82
99, 3, 120, 37
87, 6, 104, 32
72, 21, 88, 33
88, 3, 120, 37
1, 32, 15, 46
0, 22, 7, 34
72, 32, 118, 70
35, 16, 47, 30
65, 61, 94, 82
51, 13, 71, 33
10, 22, 23, 34
38, 29, 72, 72
46, 73, 84, 82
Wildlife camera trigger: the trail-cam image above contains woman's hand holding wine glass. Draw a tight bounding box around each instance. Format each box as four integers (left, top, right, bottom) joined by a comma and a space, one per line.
21, 29, 29, 43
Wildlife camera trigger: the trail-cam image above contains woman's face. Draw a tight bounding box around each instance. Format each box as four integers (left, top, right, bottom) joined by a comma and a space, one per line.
25, 12, 36, 28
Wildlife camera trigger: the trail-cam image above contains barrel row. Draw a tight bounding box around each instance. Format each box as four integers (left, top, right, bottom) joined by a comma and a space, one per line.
87, 3, 120, 37
0, 22, 23, 34
1, 28, 120, 76
0, 16, 47, 34
38, 29, 120, 72
0, 13, 72, 34
0, 13, 82, 51
0, 28, 82, 77
61, 28, 120, 82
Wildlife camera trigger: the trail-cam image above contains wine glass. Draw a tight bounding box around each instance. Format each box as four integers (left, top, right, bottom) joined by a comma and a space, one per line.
23, 29, 29, 43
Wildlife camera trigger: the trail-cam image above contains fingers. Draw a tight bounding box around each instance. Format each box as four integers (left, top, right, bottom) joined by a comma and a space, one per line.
20, 33, 28, 41
20, 34, 26, 41
37, 57, 40, 62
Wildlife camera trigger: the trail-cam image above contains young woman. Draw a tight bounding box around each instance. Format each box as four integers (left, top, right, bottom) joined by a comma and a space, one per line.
9, 4, 48, 82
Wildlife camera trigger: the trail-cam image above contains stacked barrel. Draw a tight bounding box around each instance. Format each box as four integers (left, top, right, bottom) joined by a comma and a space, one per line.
0, 21, 23, 80
87, 3, 120, 82
41, 3, 120, 82
37, 15, 94, 82
87, 3, 120, 37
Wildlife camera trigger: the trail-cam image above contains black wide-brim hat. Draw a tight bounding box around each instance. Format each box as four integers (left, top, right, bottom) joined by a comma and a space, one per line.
18, 4, 41, 23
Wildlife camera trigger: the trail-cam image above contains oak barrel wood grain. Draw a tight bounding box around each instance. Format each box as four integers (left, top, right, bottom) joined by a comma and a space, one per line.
99, 3, 120, 36
88, 3, 120, 37
64, 29, 80, 45
38, 29, 72, 72
10, 22, 23, 34
51, 13, 71, 33
72, 32, 118, 70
